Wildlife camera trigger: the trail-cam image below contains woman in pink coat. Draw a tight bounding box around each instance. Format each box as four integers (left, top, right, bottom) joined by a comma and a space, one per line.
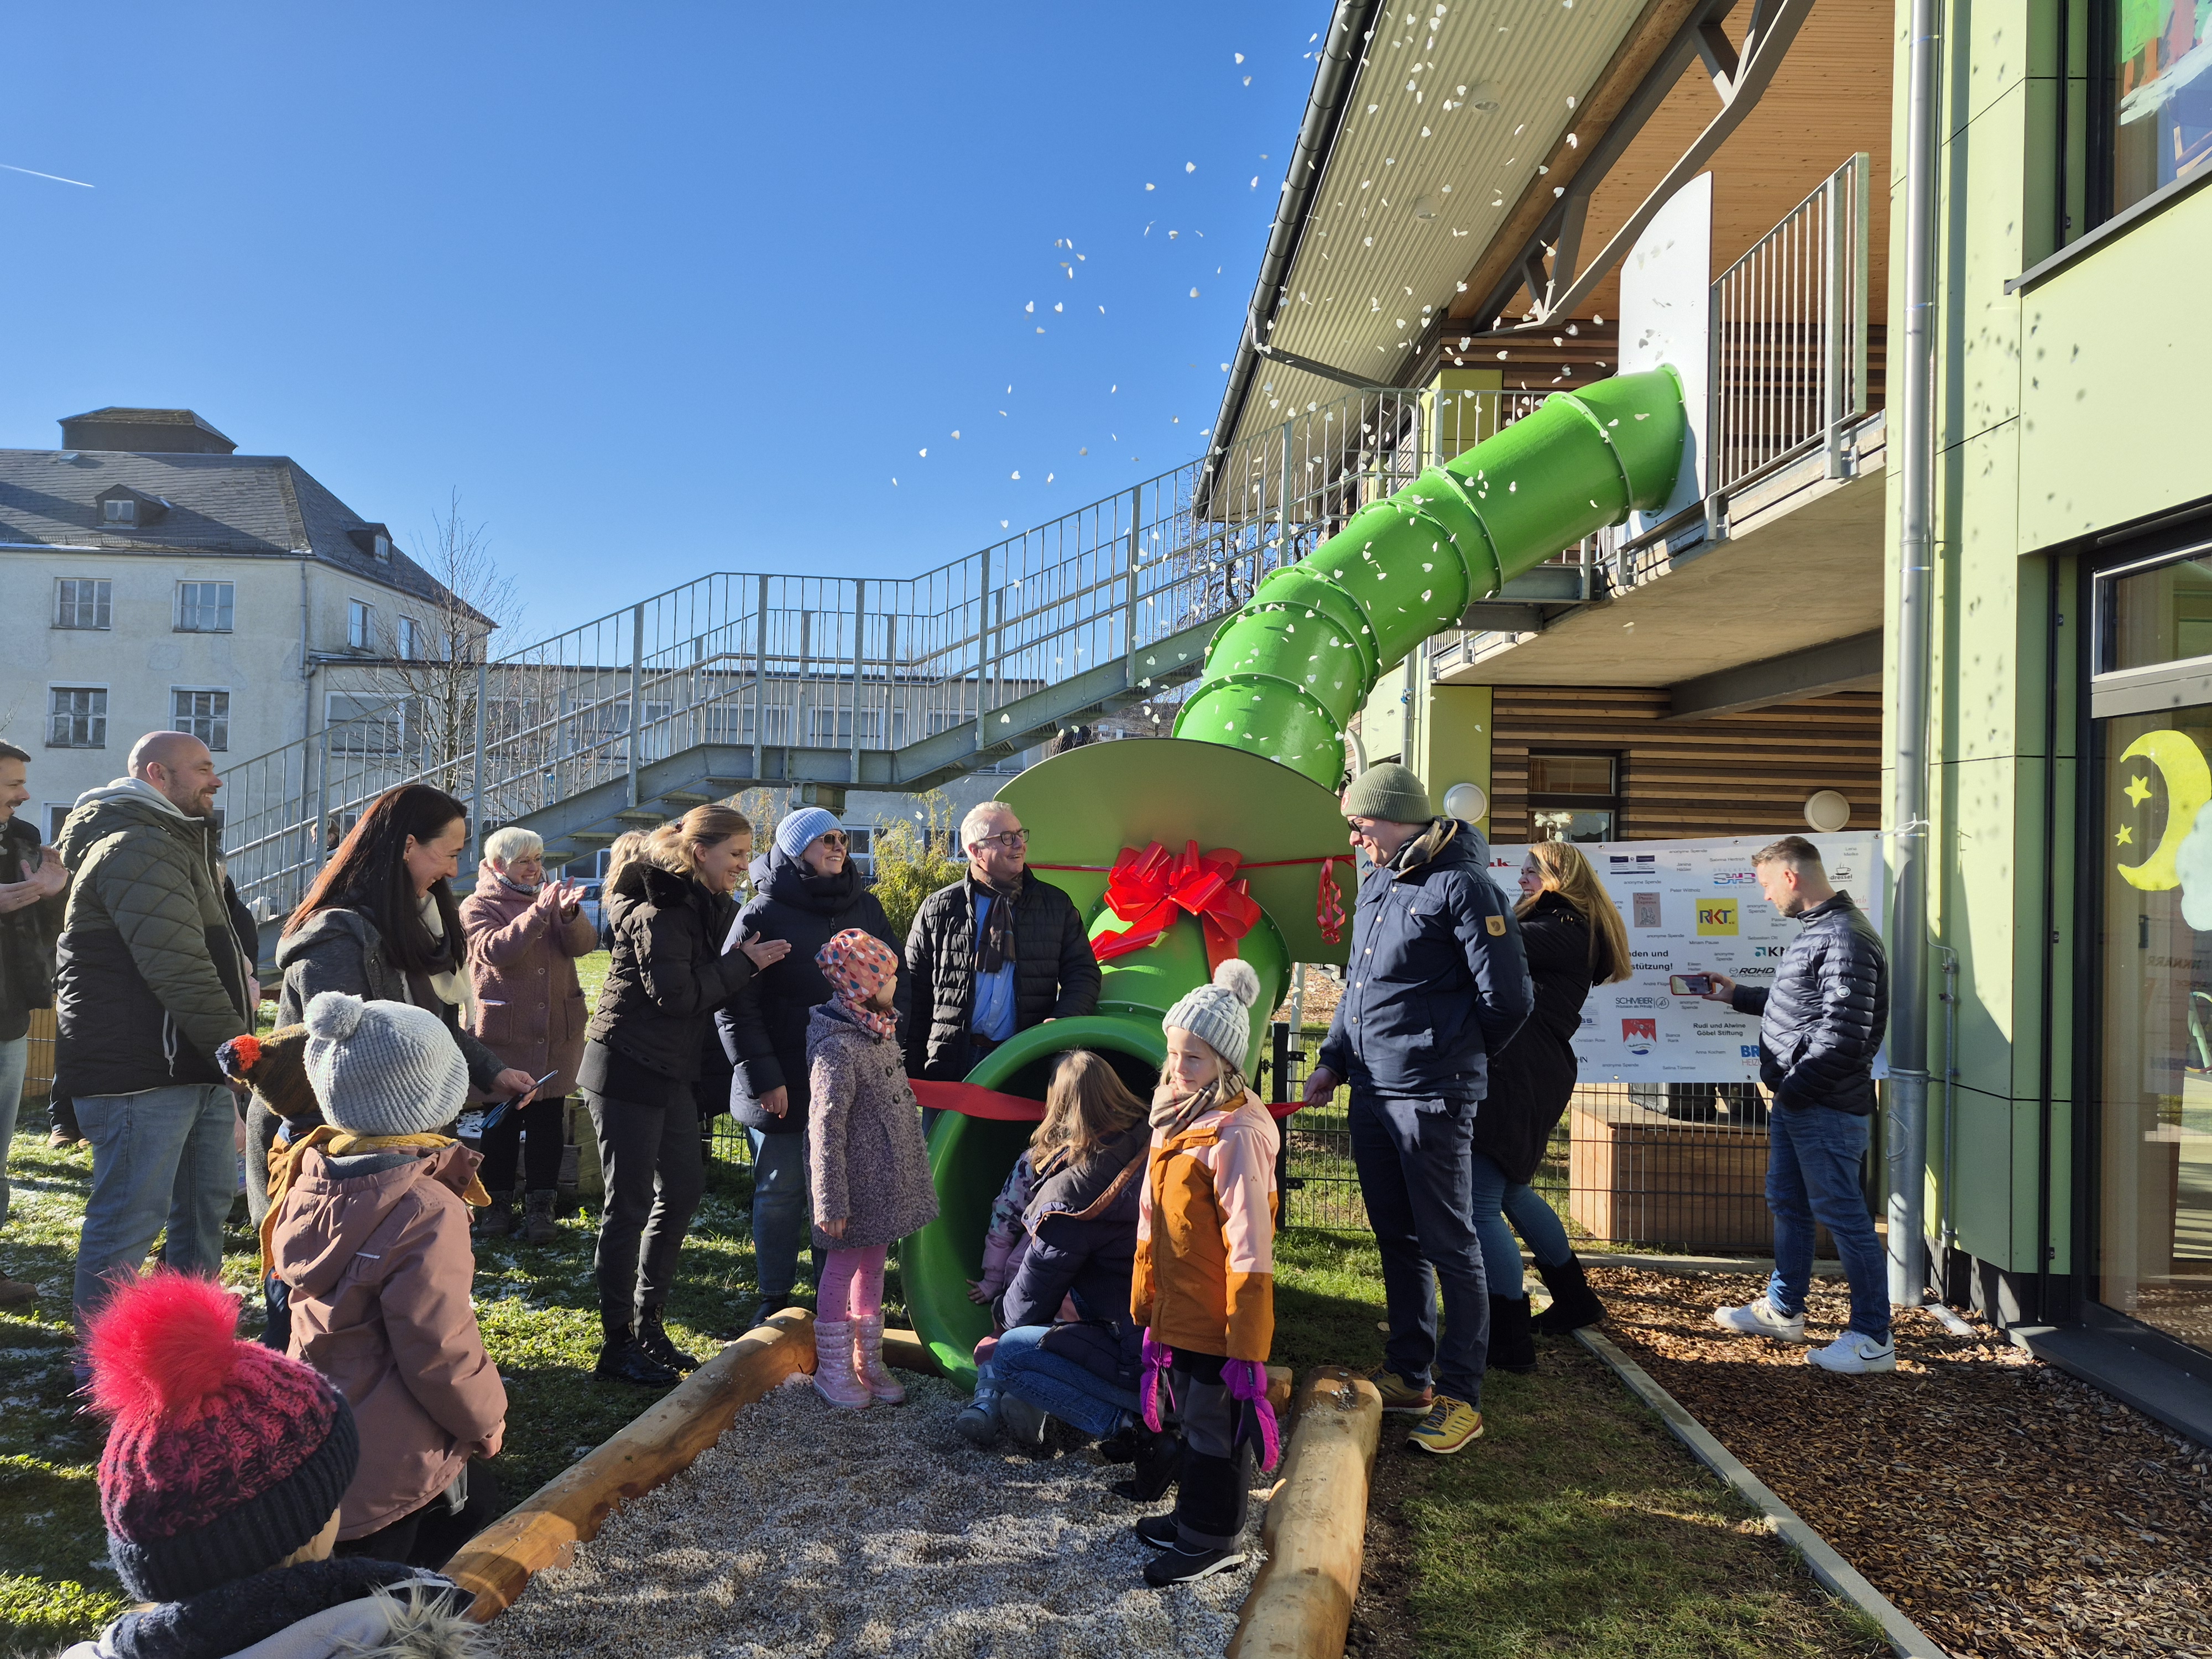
460, 826, 597, 1241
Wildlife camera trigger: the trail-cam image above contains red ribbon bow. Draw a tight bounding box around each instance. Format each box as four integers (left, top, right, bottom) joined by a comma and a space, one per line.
1095, 839, 1264, 973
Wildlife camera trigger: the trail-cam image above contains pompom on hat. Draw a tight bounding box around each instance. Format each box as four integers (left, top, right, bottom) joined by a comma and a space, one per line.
1162, 957, 1264, 1073
302, 991, 468, 1139
217, 1024, 317, 1124
84, 1270, 358, 1602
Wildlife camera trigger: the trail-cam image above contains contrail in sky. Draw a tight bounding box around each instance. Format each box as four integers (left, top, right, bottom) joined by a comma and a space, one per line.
0, 162, 93, 187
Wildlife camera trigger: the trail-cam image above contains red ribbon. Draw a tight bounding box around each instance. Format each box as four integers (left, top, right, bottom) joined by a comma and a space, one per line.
1034, 849, 1347, 954
913, 1075, 1300, 1121
1093, 840, 1264, 973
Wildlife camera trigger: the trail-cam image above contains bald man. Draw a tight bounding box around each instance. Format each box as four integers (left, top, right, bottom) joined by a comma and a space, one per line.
52, 730, 255, 1331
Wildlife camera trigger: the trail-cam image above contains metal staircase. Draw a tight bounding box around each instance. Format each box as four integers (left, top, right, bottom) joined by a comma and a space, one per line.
222, 382, 1563, 934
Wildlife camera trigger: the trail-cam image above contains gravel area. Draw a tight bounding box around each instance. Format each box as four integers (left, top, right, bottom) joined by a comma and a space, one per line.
489, 1373, 1264, 1658
1594, 1266, 2212, 1659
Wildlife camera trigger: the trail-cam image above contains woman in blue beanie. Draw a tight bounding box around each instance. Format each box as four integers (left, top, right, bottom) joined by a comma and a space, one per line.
719, 808, 905, 1327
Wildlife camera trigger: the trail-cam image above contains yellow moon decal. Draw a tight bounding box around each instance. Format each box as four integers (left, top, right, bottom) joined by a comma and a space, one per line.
2117, 729, 2212, 890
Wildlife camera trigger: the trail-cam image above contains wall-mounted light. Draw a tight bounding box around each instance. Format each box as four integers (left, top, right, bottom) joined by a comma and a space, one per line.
1443, 782, 1489, 823
1804, 790, 1851, 832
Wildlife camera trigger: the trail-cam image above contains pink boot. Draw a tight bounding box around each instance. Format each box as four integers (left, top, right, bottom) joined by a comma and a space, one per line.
854, 1314, 906, 1405
812, 1319, 871, 1410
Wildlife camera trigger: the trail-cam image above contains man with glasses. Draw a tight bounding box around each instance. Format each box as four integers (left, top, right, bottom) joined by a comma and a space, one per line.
904, 801, 1101, 1084
1302, 763, 1531, 1456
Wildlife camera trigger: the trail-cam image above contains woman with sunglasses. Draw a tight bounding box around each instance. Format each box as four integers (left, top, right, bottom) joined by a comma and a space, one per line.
719, 807, 905, 1327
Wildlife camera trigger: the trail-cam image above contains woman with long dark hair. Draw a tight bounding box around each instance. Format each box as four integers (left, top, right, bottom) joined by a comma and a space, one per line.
718, 807, 904, 1329
1472, 838, 1633, 1369
248, 786, 540, 1230
585, 804, 787, 1387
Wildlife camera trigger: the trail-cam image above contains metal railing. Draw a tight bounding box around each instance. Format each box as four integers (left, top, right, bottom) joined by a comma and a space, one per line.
1709, 151, 1872, 495
221, 384, 1559, 921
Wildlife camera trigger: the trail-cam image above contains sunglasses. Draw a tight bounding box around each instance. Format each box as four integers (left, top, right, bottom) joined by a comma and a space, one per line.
815, 832, 849, 848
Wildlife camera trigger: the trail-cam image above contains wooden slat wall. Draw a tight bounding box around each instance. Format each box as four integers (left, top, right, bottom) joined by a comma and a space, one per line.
1488, 687, 1881, 842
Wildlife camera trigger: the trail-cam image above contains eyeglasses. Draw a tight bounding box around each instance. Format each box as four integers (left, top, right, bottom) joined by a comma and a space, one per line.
974, 829, 1029, 851
815, 832, 849, 848
1344, 817, 1380, 835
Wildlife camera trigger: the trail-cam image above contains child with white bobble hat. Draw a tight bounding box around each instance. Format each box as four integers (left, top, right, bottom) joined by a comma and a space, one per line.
1127, 957, 1281, 1589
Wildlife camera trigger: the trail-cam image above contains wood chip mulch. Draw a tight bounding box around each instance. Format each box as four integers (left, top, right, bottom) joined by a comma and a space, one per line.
1592, 1266, 2212, 1659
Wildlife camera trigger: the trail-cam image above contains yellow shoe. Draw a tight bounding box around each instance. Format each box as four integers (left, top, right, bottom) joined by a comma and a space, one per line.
1366, 1366, 1436, 1415
1406, 1395, 1484, 1455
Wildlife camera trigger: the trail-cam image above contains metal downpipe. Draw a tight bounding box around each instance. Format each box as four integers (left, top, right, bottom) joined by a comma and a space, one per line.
1887, 0, 1942, 1308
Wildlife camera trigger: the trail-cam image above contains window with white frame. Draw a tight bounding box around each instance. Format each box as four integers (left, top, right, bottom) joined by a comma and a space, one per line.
54, 578, 111, 629
372, 533, 390, 561
176, 581, 234, 633
48, 687, 107, 748
347, 599, 374, 650
171, 689, 231, 753
44, 805, 70, 841
102, 498, 135, 524
326, 692, 406, 755
397, 617, 418, 660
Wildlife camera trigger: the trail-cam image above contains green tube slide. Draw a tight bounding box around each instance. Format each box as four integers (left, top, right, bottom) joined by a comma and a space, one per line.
902, 369, 1687, 1385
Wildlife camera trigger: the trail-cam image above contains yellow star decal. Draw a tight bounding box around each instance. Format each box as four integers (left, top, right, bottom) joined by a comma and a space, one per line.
2116, 824, 2135, 846
2125, 774, 2155, 806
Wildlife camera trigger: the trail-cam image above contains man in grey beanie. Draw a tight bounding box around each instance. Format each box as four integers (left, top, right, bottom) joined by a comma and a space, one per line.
1304, 763, 1532, 1456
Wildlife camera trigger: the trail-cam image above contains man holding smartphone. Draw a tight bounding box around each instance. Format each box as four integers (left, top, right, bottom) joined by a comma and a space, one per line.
1694, 836, 1892, 1374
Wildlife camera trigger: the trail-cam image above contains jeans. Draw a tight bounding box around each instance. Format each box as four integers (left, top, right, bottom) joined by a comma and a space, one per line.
1468, 1147, 1574, 1296
73, 1084, 238, 1326
0, 1036, 27, 1227
587, 1086, 705, 1332
748, 1128, 812, 1300
989, 1324, 1140, 1439
1348, 1090, 1489, 1405
1764, 1102, 1889, 1340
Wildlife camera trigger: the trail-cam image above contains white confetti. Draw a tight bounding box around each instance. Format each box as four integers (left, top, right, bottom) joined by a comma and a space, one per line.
1185, 161, 1196, 172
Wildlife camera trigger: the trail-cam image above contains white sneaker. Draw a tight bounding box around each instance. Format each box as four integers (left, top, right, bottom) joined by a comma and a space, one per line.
1807, 1332, 1896, 1374
1711, 1297, 1808, 1342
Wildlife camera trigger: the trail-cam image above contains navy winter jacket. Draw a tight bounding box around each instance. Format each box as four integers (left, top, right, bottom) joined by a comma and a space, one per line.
1730, 890, 1888, 1115
1317, 818, 1533, 1102
997, 1125, 1147, 1390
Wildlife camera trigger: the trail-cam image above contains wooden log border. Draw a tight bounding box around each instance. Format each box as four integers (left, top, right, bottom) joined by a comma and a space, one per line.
1227, 1366, 1383, 1659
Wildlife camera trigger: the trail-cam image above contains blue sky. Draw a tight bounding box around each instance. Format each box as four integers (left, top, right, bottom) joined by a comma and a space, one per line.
0, 4, 1324, 641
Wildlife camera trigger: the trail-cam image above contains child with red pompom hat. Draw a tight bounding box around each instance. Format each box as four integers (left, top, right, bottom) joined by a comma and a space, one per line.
61, 1266, 487, 1659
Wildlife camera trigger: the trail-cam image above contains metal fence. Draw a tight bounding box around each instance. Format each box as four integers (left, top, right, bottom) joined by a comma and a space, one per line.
1262, 1023, 1790, 1252
220, 383, 1563, 924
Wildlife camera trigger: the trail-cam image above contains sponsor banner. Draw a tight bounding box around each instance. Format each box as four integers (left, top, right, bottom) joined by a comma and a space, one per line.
1485, 833, 1886, 1086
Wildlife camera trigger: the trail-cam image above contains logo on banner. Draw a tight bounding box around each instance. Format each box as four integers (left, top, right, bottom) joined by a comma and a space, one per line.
1622, 1018, 1656, 1056
1740, 1044, 1760, 1058
1712, 869, 1757, 885
1697, 899, 1739, 936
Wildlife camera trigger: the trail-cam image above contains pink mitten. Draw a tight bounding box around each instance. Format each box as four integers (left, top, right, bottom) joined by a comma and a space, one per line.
1222, 1358, 1281, 1472
1139, 1329, 1175, 1433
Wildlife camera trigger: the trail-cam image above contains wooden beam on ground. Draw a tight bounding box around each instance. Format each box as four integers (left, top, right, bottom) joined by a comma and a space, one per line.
1226, 1366, 1383, 1659
446, 1309, 819, 1621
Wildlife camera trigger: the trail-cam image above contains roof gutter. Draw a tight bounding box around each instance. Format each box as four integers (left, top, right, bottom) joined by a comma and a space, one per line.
1202, 0, 1384, 502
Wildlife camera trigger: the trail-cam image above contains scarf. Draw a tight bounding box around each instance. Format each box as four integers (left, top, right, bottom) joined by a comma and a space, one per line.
973, 873, 1021, 976
494, 870, 542, 898
416, 893, 478, 1027
100, 1561, 465, 1659
259, 1128, 491, 1279
1149, 1076, 1238, 1137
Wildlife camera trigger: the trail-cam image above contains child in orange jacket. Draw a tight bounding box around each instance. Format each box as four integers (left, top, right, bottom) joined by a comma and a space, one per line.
1129, 958, 1280, 1588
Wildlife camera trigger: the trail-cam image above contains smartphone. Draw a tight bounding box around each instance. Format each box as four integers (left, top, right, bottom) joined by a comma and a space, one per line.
1670, 973, 1712, 997
482, 1071, 559, 1132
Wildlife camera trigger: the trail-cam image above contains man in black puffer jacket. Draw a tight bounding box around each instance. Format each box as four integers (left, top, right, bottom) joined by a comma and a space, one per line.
1698, 835, 1892, 1376
902, 800, 1100, 1083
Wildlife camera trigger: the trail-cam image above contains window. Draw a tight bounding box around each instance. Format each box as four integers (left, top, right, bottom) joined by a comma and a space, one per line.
373, 533, 390, 561
397, 617, 418, 660
326, 693, 406, 755
54, 578, 111, 630
44, 805, 70, 841
1527, 752, 1620, 841
2107, 0, 2212, 218
48, 687, 107, 749
171, 689, 230, 753
347, 600, 374, 651
846, 825, 875, 877
102, 498, 135, 525
176, 581, 234, 633
2101, 546, 2212, 672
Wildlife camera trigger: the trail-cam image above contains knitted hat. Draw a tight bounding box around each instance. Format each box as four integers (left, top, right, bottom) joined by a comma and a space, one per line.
817, 927, 898, 1007
1341, 763, 1433, 825
1163, 958, 1264, 1073
85, 1270, 359, 1603
302, 992, 468, 1139
774, 806, 842, 858
217, 1025, 317, 1124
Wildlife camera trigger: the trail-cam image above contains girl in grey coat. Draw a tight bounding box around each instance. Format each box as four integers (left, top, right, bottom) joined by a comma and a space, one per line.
806, 928, 936, 1410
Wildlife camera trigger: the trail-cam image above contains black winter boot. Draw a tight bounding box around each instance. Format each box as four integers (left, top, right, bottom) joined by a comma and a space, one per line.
1530, 1254, 1607, 1335
637, 1310, 700, 1371
596, 1326, 680, 1387
520, 1190, 560, 1245
1110, 1430, 1183, 1502
474, 1197, 515, 1239
1489, 1293, 1537, 1373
